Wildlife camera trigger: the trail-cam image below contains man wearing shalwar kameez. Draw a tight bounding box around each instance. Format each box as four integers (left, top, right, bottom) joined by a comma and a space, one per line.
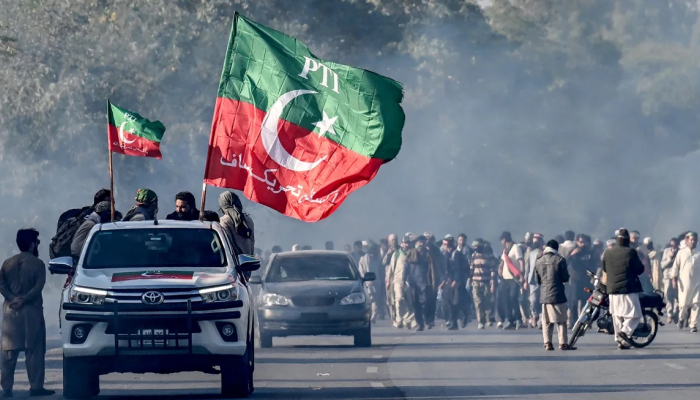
671, 232, 700, 332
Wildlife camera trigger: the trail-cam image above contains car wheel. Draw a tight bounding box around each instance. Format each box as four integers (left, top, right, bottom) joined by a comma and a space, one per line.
260, 329, 273, 348
221, 338, 254, 398
354, 324, 372, 347
63, 356, 99, 399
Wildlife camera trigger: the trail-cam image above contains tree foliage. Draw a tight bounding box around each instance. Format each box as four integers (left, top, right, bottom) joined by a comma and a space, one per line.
1, 0, 699, 254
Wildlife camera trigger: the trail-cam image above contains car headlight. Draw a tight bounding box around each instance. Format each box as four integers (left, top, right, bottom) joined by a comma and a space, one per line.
69, 286, 107, 305
199, 284, 238, 303
340, 292, 366, 306
261, 293, 290, 307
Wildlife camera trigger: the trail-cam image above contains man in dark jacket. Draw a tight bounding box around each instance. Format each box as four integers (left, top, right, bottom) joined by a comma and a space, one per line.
70, 201, 112, 263
567, 234, 597, 325
424, 233, 444, 328
122, 188, 158, 221
441, 235, 469, 330
602, 228, 645, 349
166, 191, 199, 221
535, 240, 573, 351
404, 236, 436, 331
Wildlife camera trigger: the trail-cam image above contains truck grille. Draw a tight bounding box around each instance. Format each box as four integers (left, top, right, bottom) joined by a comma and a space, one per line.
106, 287, 202, 304
292, 295, 336, 307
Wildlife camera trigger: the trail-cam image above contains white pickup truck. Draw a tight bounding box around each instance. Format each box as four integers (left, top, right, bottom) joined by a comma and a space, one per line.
48, 220, 260, 399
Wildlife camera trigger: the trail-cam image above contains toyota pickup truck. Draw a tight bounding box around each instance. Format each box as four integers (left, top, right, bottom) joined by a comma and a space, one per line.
48, 220, 260, 399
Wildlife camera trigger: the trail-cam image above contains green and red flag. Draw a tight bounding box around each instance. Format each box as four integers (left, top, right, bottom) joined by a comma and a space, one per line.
204, 13, 405, 222
108, 101, 166, 159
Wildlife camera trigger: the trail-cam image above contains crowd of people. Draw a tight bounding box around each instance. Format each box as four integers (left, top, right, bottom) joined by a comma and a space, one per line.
3, 186, 700, 394
258, 228, 700, 349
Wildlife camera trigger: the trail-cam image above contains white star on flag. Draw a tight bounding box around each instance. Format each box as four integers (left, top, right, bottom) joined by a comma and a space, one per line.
128, 127, 136, 134
312, 111, 338, 138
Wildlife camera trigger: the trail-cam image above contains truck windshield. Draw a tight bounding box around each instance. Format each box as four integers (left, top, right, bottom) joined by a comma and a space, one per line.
83, 228, 227, 269
266, 255, 357, 283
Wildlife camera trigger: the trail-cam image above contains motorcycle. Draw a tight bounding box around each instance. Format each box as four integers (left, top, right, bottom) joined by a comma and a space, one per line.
569, 270, 665, 348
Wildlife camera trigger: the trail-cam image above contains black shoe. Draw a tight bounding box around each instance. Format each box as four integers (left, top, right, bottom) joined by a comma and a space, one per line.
617, 341, 630, 350
1, 390, 12, 398
560, 344, 577, 351
447, 324, 458, 331
29, 389, 55, 397
416, 326, 425, 332
460, 320, 468, 329
544, 342, 554, 351
618, 332, 631, 345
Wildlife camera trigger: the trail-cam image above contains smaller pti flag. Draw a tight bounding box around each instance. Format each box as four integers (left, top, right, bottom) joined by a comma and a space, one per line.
108, 101, 166, 159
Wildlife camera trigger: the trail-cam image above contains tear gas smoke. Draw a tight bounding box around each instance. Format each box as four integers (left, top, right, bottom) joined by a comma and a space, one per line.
2, 0, 699, 331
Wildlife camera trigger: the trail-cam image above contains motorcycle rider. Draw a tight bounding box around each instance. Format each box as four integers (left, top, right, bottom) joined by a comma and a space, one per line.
601, 228, 645, 349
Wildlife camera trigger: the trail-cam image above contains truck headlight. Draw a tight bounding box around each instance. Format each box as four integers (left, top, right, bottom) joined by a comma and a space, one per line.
199, 284, 238, 303
69, 286, 107, 306
261, 293, 290, 307
340, 292, 366, 305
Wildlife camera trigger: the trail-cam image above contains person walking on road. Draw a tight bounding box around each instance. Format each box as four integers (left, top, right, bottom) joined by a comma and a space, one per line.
389, 236, 414, 329
661, 238, 680, 324
470, 242, 496, 329
535, 240, 574, 350
441, 235, 469, 330
383, 234, 399, 324
405, 236, 437, 331
602, 228, 645, 349
359, 242, 385, 323
671, 232, 700, 332
524, 233, 544, 328
0, 229, 55, 397
498, 231, 524, 330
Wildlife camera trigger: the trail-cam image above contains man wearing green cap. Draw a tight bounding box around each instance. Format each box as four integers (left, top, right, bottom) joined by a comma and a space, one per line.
671, 231, 700, 332
122, 188, 158, 221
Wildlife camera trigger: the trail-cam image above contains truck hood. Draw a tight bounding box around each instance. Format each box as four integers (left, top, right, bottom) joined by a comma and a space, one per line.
74, 267, 233, 290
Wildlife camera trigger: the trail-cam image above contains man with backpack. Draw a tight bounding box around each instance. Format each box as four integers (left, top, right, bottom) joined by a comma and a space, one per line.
49, 189, 111, 260
70, 201, 113, 262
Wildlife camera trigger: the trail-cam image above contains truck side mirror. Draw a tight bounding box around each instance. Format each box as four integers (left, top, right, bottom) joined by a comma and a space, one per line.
237, 254, 261, 272
49, 257, 74, 275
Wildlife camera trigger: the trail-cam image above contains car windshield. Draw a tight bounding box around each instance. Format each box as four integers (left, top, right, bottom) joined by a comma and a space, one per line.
83, 228, 227, 269
266, 254, 357, 283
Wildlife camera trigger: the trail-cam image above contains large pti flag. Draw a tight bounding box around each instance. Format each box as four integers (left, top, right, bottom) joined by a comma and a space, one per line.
204, 13, 405, 222
108, 101, 166, 159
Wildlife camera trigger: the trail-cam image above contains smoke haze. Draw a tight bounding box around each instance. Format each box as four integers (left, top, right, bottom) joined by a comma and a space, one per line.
2, 1, 700, 329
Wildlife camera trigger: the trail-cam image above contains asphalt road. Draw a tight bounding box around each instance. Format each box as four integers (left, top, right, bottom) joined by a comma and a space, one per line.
9, 321, 700, 399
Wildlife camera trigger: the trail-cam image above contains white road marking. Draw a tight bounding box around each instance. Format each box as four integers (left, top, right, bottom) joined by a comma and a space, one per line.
636, 350, 649, 355
665, 362, 685, 370
370, 382, 385, 389
366, 366, 378, 373
372, 355, 383, 359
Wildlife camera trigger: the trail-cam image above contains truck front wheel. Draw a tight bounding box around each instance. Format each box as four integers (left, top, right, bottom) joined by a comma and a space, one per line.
221, 340, 254, 398
63, 356, 99, 399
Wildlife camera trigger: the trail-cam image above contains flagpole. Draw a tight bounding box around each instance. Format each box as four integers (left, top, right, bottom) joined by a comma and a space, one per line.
107, 100, 115, 222
108, 133, 115, 222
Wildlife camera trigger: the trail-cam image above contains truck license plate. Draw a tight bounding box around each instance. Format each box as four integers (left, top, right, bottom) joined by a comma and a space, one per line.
139, 329, 166, 346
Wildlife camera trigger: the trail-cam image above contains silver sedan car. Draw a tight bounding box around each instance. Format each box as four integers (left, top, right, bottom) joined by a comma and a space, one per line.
250, 251, 375, 348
